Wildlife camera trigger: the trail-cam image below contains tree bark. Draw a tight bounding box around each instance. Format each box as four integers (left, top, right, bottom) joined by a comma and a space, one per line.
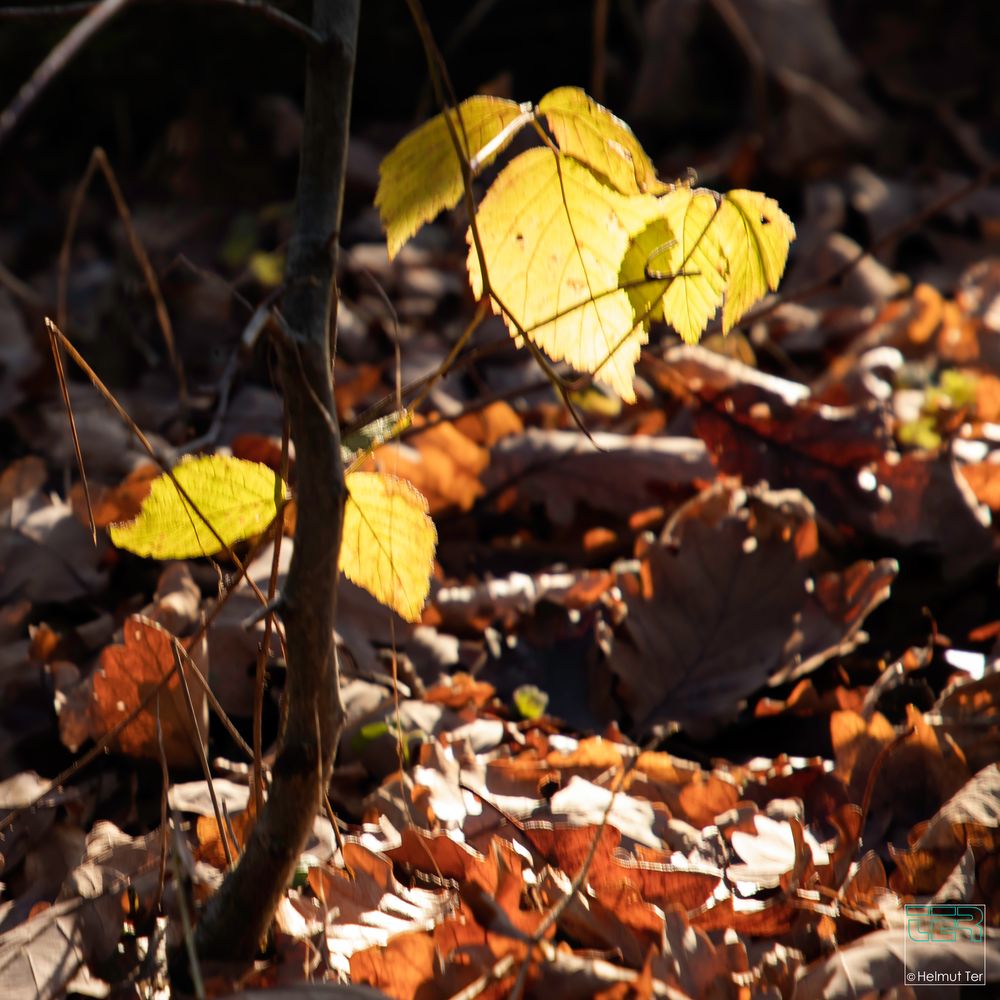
188, 0, 359, 967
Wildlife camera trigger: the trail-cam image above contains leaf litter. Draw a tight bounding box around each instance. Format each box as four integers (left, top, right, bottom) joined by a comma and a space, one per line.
3, 14, 1000, 998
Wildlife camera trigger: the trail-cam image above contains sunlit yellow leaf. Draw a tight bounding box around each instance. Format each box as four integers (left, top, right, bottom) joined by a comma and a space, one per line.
342, 471, 437, 622
376, 96, 530, 259
468, 147, 661, 402
513, 683, 549, 721
538, 87, 668, 195
655, 188, 729, 345
109, 455, 284, 560
248, 249, 285, 287
716, 190, 796, 332
619, 188, 795, 345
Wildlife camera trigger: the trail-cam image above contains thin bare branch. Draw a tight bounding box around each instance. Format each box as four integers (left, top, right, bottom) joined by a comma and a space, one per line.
0, 0, 320, 45
58, 148, 187, 406
0, 0, 133, 149
172, 639, 235, 869
189, 0, 360, 966
45, 319, 96, 543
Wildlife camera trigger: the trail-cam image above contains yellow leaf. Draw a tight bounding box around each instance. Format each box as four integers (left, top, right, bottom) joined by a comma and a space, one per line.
717, 190, 796, 332
538, 86, 668, 195
468, 147, 661, 402
376, 95, 530, 259
655, 188, 729, 345
618, 216, 675, 325
342, 471, 437, 622
248, 249, 285, 287
619, 188, 795, 345
109, 455, 285, 560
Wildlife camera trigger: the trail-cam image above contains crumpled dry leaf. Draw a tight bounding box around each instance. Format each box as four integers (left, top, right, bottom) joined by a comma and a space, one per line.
666, 345, 995, 579
361, 420, 488, 514
0, 496, 108, 605
0, 821, 158, 1000
0, 456, 47, 523
90, 614, 208, 767
0, 772, 77, 881
483, 427, 713, 526
604, 482, 894, 732
431, 568, 615, 631
913, 762, 1000, 853
309, 841, 454, 977
792, 924, 1000, 999
17, 382, 164, 481
931, 666, 1000, 772
832, 706, 970, 828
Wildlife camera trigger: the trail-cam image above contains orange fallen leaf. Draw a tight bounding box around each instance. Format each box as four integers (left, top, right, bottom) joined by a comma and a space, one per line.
91, 615, 208, 768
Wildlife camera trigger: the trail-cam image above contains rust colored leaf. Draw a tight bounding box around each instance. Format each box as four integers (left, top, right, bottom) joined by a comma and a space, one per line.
388, 828, 489, 881
350, 931, 438, 1000
363, 421, 487, 514
90, 615, 208, 768
626, 752, 741, 828
611, 856, 723, 913
830, 709, 895, 802
452, 401, 524, 447
546, 736, 624, 779
424, 672, 496, 709
668, 345, 995, 577
961, 461, 1000, 510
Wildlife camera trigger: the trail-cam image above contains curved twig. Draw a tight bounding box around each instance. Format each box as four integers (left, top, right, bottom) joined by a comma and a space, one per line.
0, 0, 133, 150
0, 0, 320, 46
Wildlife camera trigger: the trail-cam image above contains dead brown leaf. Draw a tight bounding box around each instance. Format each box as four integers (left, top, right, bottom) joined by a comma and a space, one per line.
604, 483, 894, 732
89, 614, 208, 768
483, 427, 713, 526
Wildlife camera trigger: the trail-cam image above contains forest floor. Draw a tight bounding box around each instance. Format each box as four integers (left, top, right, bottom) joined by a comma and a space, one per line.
0, 1, 999, 997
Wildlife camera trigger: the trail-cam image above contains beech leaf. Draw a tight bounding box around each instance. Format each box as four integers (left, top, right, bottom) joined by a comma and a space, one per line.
109, 455, 285, 560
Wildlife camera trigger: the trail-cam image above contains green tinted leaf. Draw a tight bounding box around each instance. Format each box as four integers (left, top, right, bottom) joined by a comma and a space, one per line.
620, 187, 795, 345
377, 96, 531, 258
109, 455, 285, 560
898, 416, 941, 451
248, 250, 285, 288
513, 684, 549, 720
932, 369, 977, 409
342, 409, 412, 466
